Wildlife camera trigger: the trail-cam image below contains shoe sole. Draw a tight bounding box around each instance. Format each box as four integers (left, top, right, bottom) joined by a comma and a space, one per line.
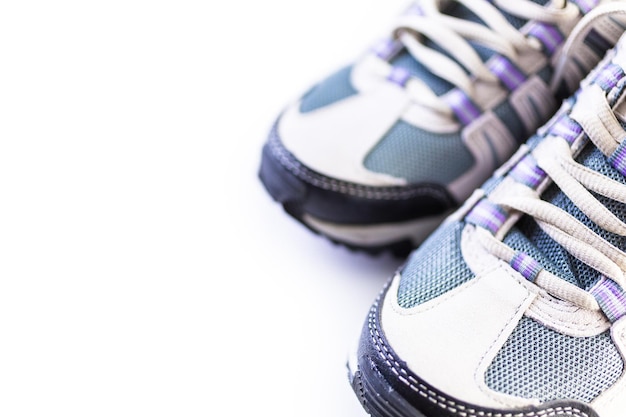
347, 286, 600, 417
258, 130, 455, 257
348, 355, 427, 417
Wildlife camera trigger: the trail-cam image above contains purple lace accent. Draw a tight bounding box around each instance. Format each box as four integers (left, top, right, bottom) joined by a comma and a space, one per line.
465, 199, 508, 234
609, 143, 626, 176
488, 55, 526, 91
510, 252, 542, 281
593, 63, 625, 91
527, 23, 564, 54
573, 0, 599, 13
372, 39, 401, 60
388, 67, 411, 87
591, 277, 626, 322
550, 115, 583, 144
445, 89, 481, 126
509, 154, 546, 189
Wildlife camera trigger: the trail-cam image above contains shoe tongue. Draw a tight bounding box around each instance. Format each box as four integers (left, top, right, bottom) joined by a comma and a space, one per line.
390, 0, 551, 96
502, 66, 626, 291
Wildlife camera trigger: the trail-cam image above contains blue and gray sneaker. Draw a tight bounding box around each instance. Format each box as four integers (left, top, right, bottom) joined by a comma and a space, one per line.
259, 0, 626, 255
349, 20, 626, 417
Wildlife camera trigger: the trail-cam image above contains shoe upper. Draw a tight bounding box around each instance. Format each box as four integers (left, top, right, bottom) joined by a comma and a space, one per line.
276, 0, 624, 204
371, 26, 626, 417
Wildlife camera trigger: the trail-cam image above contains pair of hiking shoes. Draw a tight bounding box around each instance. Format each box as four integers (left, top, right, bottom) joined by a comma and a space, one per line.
260, 1, 626, 416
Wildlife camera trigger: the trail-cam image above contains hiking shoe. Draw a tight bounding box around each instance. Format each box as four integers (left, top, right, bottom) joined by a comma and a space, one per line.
349, 17, 626, 417
258, 0, 625, 256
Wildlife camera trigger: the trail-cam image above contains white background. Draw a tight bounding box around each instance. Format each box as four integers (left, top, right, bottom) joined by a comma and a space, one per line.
0, 1, 410, 416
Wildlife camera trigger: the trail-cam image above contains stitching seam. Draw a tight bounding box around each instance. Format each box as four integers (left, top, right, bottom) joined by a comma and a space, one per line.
367, 298, 590, 417
268, 133, 452, 201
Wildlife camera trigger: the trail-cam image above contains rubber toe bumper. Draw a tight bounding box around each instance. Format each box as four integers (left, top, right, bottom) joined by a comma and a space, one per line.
258, 123, 457, 255
348, 283, 600, 417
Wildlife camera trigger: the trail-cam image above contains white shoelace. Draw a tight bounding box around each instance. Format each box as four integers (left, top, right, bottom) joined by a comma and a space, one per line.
476, 84, 626, 311
386, 0, 580, 116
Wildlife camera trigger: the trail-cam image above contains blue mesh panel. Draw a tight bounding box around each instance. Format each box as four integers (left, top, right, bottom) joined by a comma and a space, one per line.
397, 221, 473, 308
390, 53, 454, 96
503, 226, 579, 286
299, 66, 358, 113
485, 316, 623, 402
366, 79, 537, 188
364, 121, 474, 184
471, 42, 495, 62
512, 145, 626, 290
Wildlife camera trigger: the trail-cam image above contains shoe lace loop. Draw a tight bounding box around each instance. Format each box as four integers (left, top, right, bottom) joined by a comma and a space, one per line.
475, 82, 626, 312
385, 0, 581, 117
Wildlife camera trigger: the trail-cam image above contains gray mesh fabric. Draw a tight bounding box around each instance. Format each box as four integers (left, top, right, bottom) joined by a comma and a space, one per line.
485, 317, 624, 402
503, 227, 578, 285
511, 144, 626, 290
299, 66, 358, 113
397, 221, 473, 308
504, 225, 580, 286
364, 121, 475, 184
390, 53, 454, 96
364, 92, 533, 185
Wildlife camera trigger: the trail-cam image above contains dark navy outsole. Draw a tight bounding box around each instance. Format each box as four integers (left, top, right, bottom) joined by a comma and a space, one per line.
258, 124, 457, 257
